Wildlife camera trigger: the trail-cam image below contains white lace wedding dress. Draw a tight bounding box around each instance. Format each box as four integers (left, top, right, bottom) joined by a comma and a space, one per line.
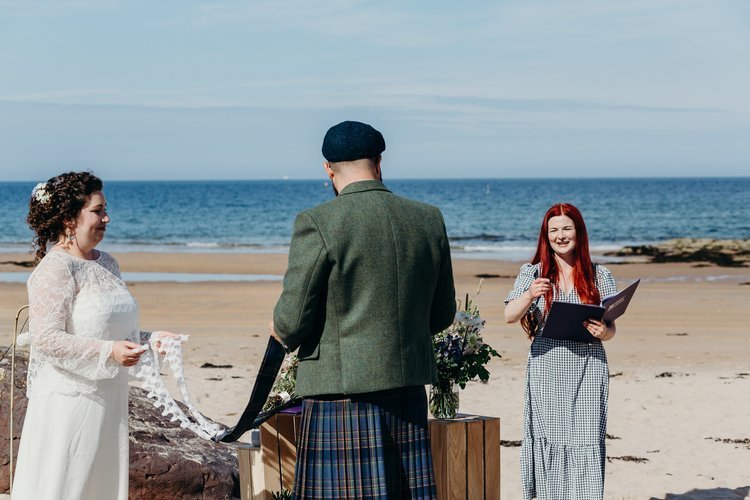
12, 250, 143, 500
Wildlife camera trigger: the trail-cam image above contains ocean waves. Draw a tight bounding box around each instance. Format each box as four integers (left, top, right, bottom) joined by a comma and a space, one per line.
1, 178, 747, 257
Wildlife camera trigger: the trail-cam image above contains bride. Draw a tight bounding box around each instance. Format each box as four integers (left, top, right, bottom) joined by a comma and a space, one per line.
12, 171, 178, 500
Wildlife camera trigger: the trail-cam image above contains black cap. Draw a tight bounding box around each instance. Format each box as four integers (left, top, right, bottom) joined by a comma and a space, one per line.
321, 121, 386, 162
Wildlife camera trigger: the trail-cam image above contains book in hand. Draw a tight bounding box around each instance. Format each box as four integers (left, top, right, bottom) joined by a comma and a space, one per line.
540, 279, 640, 343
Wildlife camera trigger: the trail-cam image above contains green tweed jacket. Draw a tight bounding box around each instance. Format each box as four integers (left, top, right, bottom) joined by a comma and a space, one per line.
273, 180, 456, 397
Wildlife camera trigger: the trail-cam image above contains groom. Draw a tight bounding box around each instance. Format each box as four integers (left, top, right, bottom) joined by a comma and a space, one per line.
270, 120, 456, 498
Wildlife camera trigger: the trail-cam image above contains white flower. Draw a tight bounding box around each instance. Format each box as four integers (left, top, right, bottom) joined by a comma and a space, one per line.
32, 182, 51, 204
454, 311, 472, 324
469, 316, 485, 330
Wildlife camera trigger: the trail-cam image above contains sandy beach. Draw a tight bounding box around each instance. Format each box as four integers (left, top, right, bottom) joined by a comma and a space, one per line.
1, 252, 748, 499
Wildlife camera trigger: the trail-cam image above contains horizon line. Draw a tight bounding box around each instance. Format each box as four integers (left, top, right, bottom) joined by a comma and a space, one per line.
1, 175, 749, 183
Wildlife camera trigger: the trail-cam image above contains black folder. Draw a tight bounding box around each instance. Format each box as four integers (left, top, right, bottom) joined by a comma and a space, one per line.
540, 279, 640, 343
215, 337, 301, 443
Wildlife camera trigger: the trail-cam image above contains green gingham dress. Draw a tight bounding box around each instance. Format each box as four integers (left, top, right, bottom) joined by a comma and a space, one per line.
506, 263, 618, 500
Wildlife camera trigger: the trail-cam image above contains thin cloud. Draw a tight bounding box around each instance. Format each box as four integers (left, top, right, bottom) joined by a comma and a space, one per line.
0, 88, 122, 103
428, 96, 723, 114
186, 0, 455, 47
0, 85, 729, 118
1, 0, 126, 17
0, 74, 408, 108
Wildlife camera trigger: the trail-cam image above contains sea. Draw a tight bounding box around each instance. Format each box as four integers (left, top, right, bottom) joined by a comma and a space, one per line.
1, 177, 748, 261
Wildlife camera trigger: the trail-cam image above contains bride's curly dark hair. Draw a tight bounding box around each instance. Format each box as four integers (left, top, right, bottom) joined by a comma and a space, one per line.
27, 171, 103, 262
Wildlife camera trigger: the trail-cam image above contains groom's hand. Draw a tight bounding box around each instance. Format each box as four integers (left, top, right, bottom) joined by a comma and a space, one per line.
268, 321, 282, 343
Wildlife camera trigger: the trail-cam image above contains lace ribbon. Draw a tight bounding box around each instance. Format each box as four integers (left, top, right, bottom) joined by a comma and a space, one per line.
134, 335, 226, 440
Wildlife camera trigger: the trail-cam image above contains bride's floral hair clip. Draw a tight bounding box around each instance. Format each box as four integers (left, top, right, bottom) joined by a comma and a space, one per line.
31, 182, 51, 204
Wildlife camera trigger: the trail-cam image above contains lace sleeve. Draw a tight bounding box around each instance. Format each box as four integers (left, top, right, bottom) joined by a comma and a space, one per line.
27, 254, 120, 380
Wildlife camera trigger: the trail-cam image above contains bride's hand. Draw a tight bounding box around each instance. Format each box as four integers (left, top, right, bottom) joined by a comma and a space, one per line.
112, 340, 147, 366
151, 331, 181, 354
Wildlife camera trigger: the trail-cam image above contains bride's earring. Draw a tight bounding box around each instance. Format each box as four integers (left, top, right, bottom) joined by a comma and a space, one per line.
67, 229, 76, 242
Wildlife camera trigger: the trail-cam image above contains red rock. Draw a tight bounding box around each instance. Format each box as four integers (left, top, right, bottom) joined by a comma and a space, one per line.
1, 348, 239, 499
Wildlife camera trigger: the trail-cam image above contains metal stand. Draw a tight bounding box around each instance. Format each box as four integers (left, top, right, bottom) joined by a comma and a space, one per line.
9, 305, 29, 494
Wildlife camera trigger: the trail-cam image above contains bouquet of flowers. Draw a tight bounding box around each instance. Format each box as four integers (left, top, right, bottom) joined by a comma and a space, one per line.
431, 293, 501, 418
262, 354, 299, 413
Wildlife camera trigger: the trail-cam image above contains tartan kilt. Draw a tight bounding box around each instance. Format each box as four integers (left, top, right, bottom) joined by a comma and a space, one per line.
293, 385, 437, 499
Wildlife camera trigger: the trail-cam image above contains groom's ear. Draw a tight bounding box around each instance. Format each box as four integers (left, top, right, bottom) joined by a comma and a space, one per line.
323, 162, 335, 180
374, 155, 382, 179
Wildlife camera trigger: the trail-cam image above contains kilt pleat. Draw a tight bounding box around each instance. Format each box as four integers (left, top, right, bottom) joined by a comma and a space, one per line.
293, 386, 437, 499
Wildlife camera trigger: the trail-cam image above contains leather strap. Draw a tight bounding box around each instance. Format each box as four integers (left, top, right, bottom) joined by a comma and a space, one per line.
215, 337, 297, 443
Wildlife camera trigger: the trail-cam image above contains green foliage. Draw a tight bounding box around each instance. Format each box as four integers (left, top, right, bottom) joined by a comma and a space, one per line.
433, 294, 501, 391
271, 489, 294, 500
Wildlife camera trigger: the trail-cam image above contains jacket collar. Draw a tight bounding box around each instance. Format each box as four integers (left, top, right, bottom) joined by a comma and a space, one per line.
338, 179, 391, 196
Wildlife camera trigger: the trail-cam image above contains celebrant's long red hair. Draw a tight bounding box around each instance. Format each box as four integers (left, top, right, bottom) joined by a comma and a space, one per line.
533, 203, 600, 311
522, 203, 600, 337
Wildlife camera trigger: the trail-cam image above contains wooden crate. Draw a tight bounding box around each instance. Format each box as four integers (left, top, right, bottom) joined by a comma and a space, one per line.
259, 409, 303, 499
237, 443, 265, 500
429, 415, 501, 500
243, 410, 500, 499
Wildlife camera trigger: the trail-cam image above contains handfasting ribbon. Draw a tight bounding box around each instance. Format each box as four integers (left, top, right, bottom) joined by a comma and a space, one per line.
214, 336, 290, 443
135, 335, 298, 443
135, 335, 226, 440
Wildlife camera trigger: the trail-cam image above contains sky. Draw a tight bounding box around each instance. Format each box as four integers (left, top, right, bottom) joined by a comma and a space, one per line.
0, 0, 748, 181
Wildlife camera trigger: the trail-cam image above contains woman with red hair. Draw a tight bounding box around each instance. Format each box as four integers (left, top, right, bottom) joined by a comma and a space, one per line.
505, 203, 617, 500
